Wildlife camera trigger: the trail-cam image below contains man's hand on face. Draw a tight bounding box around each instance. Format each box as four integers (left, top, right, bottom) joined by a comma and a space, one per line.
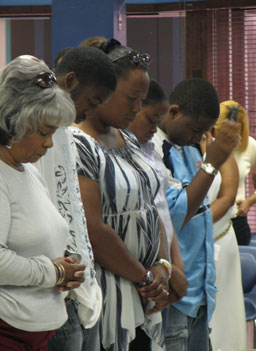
205, 120, 240, 170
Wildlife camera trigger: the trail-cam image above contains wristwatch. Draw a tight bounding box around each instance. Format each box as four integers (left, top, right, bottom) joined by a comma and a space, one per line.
200, 162, 218, 176
137, 270, 154, 288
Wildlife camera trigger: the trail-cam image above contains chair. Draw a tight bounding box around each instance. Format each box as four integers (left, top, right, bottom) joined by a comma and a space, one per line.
249, 239, 256, 247
244, 297, 256, 349
245, 297, 256, 321
239, 250, 256, 348
239, 246, 256, 263
240, 252, 256, 293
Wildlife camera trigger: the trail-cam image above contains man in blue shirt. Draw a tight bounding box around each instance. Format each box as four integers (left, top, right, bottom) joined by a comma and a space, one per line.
152, 78, 239, 351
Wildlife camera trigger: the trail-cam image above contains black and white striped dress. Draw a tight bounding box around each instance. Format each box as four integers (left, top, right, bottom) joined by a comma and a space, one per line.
72, 127, 165, 351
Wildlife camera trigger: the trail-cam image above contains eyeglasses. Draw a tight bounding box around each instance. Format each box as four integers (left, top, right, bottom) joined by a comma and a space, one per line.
33, 71, 57, 89
112, 50, 151, 66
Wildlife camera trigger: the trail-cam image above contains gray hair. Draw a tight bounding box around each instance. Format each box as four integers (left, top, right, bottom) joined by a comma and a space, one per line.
0, 55, 75, 145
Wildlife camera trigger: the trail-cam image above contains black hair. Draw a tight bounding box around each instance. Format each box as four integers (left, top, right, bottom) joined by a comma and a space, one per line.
55, 46, 117, 92
94, 38, 147, 79
54, 47, 73, 68
143, 79, 167, 106
169, 78, 219, 120
79, 37, 148, 79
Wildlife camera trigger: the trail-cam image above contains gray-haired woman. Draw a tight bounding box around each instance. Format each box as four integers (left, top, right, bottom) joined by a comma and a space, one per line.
0, 55, 86, 351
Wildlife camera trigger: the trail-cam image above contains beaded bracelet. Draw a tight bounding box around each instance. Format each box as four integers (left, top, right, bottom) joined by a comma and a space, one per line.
154, 259, 172, 280
54, 262, 66, 286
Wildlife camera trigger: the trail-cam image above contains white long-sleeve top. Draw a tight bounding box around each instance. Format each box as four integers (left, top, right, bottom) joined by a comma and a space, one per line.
0, 161, 68, 331
35, 127, 102, 328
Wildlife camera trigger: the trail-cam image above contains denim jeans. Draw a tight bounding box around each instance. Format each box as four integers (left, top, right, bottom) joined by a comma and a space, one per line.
164, 305, 210, 351
48, 298, 100, 351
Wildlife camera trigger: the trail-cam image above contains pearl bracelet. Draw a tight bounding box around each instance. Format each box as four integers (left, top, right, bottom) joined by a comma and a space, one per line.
155, 259, 172, 280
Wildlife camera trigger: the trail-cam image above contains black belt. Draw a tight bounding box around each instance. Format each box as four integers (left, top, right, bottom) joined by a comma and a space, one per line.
195, 204, 210, 216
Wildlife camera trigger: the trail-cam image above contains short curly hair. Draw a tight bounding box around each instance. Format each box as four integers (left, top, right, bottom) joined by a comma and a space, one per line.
169, 78, 219, 121
55, 46, 117, 92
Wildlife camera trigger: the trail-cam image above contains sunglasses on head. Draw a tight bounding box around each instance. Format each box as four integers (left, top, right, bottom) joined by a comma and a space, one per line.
33, 71, 57, 89
112, 50, 151, 66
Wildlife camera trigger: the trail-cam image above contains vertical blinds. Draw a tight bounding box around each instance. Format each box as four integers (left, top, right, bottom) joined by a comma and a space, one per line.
207, 8, 256, 232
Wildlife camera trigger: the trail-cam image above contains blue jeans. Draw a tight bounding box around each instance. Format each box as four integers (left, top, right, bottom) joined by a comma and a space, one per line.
48, 298, 100, 351
164, 305, 210, 351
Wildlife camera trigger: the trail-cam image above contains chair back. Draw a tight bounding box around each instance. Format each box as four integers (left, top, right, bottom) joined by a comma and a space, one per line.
240, 252, 256, 293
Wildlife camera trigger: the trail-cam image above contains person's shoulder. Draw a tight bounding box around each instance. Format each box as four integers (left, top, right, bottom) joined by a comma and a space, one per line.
25, 163, 52, 195
245, 136, 256, 156
0, 169, 10, 199
249, 135, 256, 146
71, 125, 84, 138
153, 127, 164, 142
52, 127, 70, 143
71, 126, 96, 145
122, 129, 140, 147
152, 128, 166, 157
0, 162, 23, 181
185, 144, 201, 155
0, 163, 8, 188
25, 162, 45, 180
247, 136, 256, 165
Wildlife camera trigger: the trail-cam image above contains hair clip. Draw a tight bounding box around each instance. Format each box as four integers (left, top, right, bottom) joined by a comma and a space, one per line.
33, 71, 57, 89
226, 106, 240, 121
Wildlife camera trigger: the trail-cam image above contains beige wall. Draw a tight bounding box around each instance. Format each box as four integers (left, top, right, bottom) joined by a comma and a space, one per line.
127, 16, 186, 95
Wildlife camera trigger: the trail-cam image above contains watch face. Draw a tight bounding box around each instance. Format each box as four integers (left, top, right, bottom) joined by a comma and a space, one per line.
201, 163, 217, 176
206, 164, 217, 175
136, 270, 154, 288
146, 271, 154, 284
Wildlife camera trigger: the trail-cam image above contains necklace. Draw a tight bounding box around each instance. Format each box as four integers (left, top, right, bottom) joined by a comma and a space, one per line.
0, 148, 24, 172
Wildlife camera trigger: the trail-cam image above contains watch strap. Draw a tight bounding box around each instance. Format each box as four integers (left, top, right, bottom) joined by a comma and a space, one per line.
200, 162, 218, 176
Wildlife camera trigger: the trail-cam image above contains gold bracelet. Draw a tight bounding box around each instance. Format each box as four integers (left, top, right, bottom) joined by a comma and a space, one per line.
57, 263, 66, 285
54, 263, 66, 286
54, 263, 62, 285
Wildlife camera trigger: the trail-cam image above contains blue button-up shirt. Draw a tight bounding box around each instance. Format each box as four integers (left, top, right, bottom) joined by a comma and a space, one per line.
152, 128, 217, 322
